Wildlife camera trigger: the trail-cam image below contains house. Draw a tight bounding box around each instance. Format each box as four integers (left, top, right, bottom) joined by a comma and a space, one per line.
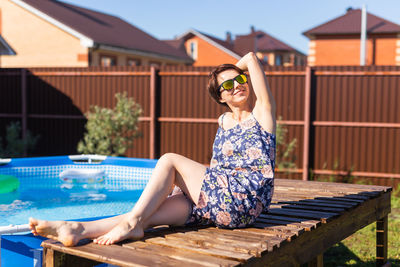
234, 28, 307, 66
303, 8, 400, 66
0, 0, 192, 67
166, 27, 306, 66
166, 29, 241, 66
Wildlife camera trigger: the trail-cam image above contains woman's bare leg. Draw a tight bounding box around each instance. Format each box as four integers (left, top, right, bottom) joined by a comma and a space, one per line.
93, 153, 206, 245
29, 214, 127, 247
30, 153, 206, 246
94, 193, 191, 245
29, 193, 192, 247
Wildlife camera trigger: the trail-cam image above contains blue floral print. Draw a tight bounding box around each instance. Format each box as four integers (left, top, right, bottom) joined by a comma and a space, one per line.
186, 113, 276, 228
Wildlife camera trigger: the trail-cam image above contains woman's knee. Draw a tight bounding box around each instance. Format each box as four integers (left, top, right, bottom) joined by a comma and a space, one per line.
158, 153, 178, 167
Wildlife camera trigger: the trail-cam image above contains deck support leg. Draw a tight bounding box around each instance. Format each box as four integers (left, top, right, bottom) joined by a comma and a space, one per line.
376, 215, 388, 266
307, 253, 323, 267
43, 247, 101, 267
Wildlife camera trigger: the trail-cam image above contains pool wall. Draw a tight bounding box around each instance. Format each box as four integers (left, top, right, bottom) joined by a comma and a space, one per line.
0, 155, 157, 267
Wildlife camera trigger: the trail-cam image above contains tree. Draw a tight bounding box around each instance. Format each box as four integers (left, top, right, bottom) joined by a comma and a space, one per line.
77, 92, 142, 156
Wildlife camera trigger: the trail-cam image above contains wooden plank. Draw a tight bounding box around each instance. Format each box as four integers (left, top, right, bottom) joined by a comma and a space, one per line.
42, 239, 191, 267
275, 199, 354, 209
198, 227, 280, 251
274, 179, 392, 192
253, 222, 305, 237
292, 199, 358, 209
267, 208, 338, 223
274, 188, 373, 199
271, 203, 345, 212
314, 196, 364, 204
122, 241, 241, 267
144, 236, 255, 263
256, 217, 316, 231
181, 230, 268, 249
258, 214, 321, 228
164, 232, 263, 257
232, 228, 290, 248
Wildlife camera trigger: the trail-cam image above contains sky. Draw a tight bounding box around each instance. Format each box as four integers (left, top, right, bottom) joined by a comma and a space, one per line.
63, 0, 400, 54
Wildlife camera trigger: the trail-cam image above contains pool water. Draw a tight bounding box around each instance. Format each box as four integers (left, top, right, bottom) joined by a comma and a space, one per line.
0, 188, 143, 226
0, 156, 156, 227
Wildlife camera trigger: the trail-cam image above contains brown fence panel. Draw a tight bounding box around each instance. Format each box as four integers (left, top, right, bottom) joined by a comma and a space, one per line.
1, 66, 152, 158
158, 66, 221, 162
0, 69, 22, 115
0, 65, 399, 186
311, 66, 400, 186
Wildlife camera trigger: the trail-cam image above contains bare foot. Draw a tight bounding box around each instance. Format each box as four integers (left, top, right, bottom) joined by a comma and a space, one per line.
29, 217, 84, 247
93, 217, 144, 245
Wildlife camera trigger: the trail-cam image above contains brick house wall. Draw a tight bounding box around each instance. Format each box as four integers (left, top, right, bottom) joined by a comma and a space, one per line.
0, 0, 88, 67
184, 36, 238, 66
308, 34, 400, 66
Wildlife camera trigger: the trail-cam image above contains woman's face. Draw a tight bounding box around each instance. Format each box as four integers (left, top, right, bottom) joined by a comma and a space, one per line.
217, 69, 249, 107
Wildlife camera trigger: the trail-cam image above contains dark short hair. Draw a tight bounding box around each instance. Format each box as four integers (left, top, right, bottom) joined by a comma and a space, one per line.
207, 64, 244, 107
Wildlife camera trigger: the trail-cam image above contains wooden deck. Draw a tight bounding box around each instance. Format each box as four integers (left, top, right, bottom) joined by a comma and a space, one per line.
42, 179, 392, 267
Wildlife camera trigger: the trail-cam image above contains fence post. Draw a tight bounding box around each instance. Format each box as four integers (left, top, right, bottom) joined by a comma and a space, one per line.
149, 66, 157, 159
21, 68, 27, 157
302, 66, 312, 181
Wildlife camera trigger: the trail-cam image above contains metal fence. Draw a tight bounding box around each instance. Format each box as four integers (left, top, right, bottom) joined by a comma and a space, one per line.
0, 65, 399, 186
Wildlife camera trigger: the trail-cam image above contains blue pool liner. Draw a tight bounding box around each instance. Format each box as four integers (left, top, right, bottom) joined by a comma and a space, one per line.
0, 155, 157, 267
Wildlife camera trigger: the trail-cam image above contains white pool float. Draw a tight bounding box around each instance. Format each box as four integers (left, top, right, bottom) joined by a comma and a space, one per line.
59, 169, 105, 184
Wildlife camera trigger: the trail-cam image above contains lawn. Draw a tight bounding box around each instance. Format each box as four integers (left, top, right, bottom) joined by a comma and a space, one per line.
324, 186, 400, 266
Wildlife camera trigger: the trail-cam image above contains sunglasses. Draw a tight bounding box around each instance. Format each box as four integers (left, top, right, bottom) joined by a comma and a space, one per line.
218, 74, 248, 92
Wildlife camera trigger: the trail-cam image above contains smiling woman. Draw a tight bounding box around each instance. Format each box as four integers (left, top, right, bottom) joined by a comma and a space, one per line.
29, 52, 277, 247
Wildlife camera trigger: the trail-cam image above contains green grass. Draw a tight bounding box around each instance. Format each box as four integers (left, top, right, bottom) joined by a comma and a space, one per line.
323, 186, 400, 266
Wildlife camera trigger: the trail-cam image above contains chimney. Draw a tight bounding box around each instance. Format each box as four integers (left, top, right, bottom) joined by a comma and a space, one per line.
226, 31, 232, 44
346, 7, 353, 12
250, 25, 255, 34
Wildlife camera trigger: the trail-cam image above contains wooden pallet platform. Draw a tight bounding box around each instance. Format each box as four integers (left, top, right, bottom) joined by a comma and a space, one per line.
41, 179, 392, 267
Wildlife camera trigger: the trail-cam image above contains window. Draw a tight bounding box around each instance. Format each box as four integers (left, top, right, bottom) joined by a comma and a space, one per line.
275, 55, 282, 66
263, 55, 269, 64
127, 58, 141, 66
100, 55, 117, 67
187, 40, 198, 60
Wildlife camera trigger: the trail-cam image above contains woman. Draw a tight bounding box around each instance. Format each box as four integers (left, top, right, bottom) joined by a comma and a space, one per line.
29, 52, 276, 246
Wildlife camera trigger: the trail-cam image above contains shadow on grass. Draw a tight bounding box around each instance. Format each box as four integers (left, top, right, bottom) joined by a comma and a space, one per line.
324, 242, 400, 267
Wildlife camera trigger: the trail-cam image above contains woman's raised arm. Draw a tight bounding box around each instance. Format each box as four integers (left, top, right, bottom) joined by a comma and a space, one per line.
236, 52, 276, 134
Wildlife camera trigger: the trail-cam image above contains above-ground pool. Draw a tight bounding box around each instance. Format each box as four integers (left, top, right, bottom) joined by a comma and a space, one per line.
0, 155, 157, 266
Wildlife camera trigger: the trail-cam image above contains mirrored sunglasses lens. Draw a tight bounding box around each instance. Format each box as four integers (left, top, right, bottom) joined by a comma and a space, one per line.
222, 80, 234, 90
235, 74, 247, 84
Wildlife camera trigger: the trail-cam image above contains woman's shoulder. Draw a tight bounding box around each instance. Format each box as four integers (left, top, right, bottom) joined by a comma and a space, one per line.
218, 112, 229, 127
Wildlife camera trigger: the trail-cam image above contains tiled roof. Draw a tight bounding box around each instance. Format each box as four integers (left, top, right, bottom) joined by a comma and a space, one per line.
163, 39, 185, 51
303, 8, 400, 37
234, 31, 301, 55
19, 0, 192, 61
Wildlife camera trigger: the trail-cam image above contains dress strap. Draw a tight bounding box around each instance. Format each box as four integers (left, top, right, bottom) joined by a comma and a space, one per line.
219, 113, 226, 128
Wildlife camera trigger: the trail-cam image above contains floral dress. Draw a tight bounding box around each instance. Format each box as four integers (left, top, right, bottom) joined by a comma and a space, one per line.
185, 113, 276, 228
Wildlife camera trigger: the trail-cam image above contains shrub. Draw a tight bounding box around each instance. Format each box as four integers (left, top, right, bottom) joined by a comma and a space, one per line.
0, 121, 39, 158
275, 116, 297, 171
77, 92, 142, 156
